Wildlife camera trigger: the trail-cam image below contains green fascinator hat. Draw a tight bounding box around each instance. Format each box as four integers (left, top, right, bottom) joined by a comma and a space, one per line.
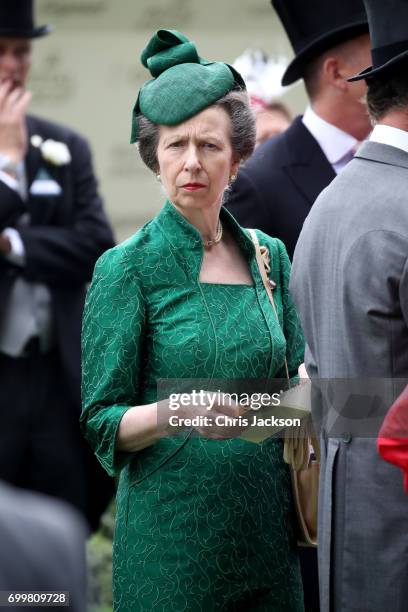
130, 29, 246, 143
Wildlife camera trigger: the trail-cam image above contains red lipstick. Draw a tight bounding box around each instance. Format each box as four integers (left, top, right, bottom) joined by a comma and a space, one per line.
182, 183, 205, 191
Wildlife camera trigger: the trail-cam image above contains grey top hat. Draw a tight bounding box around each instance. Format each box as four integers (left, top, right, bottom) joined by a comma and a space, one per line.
0, 0, 52, 38
349, 0, 408, 81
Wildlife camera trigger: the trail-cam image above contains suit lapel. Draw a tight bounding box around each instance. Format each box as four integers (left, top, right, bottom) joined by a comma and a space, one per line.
25, 122, 43, 193
26, 117, 60, 225
282, 116, 336, 208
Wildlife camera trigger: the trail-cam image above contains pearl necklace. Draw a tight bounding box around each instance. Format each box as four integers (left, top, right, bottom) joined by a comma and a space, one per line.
202, 220, 223, 248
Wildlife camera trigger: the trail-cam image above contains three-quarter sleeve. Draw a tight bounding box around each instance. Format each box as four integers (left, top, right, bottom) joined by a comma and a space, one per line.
80, 247, 145, 476
276, 238, 305, 379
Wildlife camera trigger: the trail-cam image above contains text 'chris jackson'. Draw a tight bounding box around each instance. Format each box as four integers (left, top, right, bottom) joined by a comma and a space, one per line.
167, 390, 301, 428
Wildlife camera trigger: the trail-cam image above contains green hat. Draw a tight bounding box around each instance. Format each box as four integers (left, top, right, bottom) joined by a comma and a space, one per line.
130, 29, 246, 143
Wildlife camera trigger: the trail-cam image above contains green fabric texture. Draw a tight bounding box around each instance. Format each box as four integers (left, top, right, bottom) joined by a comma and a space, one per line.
81, 201, 305, 611
130, 29, 246, 143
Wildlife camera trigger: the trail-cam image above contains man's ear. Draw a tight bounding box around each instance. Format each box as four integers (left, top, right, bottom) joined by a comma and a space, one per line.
323, 56, 348, 91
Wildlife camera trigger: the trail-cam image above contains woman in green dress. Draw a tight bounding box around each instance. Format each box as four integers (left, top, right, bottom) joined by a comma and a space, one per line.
81, 29, 305, 612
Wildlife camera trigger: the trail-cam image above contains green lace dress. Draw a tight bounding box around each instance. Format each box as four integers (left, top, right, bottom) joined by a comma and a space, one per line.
81, 201, 305, 611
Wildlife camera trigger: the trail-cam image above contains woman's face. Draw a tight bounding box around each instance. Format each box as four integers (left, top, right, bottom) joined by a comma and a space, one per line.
156, 106, 239, 212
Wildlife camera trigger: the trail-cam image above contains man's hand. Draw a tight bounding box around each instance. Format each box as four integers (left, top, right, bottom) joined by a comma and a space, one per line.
0, 80, 32, 165
0, 233, 11, 255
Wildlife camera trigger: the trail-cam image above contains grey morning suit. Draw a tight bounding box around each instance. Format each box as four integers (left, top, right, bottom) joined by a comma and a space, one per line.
290, 141, 408, 612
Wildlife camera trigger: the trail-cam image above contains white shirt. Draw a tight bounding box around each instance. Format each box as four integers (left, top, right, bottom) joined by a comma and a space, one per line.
370, 124, 408, 154
302, 106, 359, 174
0, 169, 20, 192
0, 165, 53, 356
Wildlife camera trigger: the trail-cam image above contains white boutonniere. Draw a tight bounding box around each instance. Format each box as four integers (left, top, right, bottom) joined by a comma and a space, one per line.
30, 135, 71, 166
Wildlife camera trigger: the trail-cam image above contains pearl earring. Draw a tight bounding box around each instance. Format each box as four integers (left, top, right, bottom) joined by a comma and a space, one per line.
156, 173, 161, 181
230, 174, 236, 182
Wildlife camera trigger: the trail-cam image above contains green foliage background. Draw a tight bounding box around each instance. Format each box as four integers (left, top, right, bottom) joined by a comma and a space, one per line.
87, 501, 115, 612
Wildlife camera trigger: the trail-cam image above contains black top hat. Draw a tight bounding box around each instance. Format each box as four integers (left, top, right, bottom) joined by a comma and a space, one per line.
272, 0, 369, 86
0, 0, 52, 38
349, 0, 408, 81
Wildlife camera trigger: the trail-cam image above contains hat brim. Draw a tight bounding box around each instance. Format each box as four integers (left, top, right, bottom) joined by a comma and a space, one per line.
348, 49, 408, 82
0, 24, 53, 38
282, 21, 369, 86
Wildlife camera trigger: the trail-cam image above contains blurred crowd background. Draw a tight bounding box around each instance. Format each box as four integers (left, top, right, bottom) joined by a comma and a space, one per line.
32, 0, 307, 242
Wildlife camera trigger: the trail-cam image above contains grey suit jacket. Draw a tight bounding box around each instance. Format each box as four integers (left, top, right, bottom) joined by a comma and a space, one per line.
0, 481, 87, 612
290, 141, 408, 612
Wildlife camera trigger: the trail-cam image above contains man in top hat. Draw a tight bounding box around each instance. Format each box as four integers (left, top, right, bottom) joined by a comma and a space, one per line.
228, 3, 370, 610
290, 0, 408, 610
0, 0, 115, 530
226, 0, 372, 259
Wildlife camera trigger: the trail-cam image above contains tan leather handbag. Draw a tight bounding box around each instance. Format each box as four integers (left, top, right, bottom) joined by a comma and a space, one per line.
248, 229, 319, 547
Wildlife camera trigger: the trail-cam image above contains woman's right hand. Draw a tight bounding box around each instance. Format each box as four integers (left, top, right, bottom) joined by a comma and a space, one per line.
116, 392, 251, 454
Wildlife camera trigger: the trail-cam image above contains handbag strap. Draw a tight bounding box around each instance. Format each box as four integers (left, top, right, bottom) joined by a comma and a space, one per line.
248, 229, 290, 381
248, 230, 319, 469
